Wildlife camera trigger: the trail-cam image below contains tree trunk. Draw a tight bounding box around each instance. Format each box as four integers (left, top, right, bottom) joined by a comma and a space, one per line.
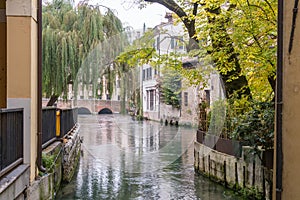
145, 0, 199, 51
207, 7, 251, 98
46, 94, 59, 107
145, 0, 251, 98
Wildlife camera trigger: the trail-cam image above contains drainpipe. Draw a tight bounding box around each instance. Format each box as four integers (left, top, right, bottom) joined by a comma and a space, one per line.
275, 0, 283, 199
37, 0, 46, 173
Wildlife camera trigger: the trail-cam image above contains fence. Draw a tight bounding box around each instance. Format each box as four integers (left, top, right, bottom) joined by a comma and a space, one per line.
42, 107, 78, 147
0, 108, 24, 178
59, 108, 78, 137
0, 107, 78, 178
42, 107, 57, 148
196, 130, 243, 157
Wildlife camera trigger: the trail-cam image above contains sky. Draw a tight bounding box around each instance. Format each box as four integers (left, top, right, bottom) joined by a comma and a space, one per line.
79, 0, 169, 30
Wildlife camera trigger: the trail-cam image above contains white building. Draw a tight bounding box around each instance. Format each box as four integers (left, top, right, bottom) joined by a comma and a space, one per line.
142, 13, 185, 120
141, 13, 225, 126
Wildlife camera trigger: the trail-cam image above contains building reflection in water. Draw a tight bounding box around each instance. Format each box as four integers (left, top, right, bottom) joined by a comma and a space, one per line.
56, 115, 240, 200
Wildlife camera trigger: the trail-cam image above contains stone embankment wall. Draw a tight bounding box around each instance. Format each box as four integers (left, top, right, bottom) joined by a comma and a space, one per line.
62, 124, 81, 182
194, 141, 273, 199
27, 125, 81, 200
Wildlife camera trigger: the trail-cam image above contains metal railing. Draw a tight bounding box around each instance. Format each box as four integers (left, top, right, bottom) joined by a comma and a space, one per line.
0, 107, 78, 177
0, 108, 24, 178
42, 107, 57, 148
59, 108, 78, 137
42, 107, 78, 147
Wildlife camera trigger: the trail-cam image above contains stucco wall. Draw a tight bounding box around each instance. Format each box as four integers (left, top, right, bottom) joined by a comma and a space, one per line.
0, 1, 6, 108
274, 1, 300, 199
6, 0, 39, 182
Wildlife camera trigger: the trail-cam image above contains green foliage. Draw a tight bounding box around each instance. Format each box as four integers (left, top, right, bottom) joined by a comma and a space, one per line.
42, 153, 56, 172
230, 101, 274, 151
116, 30, 157, 67
135, 0, 276, 99
207, 99, 227, 135
239, 186, 264, 200
194, 0, 276, 99
42, 0, 126, 99
158, 67, 182, 108
230, 0, 277, 100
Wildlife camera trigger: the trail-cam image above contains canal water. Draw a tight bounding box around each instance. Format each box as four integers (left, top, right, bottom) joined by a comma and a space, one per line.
56, 115, 241, 200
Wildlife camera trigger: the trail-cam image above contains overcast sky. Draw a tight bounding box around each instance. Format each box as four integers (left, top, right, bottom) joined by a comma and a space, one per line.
80, 0, 168, 30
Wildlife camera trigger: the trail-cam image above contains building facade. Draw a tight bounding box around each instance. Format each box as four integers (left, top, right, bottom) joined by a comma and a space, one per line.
0, 0, 40, 182
141, 14, 225, 127
142, 14, 187, 122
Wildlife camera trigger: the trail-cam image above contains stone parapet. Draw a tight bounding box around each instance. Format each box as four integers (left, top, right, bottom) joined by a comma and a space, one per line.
25, 125, 81, 199
194, 141, 273, 199
26, 141, 63, 199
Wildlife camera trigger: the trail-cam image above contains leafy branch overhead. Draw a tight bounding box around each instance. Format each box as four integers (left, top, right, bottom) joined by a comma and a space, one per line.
131, 0, 276, 101
127, 0, 276, 150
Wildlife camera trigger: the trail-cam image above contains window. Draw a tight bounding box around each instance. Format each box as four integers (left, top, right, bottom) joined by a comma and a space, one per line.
149, 68, 152, 79
143, 69, 145, 81
149, 90, 155, 111
147, 91, 149, 110
145, 67, 152, 80
116, 80, 121, 88
178, 36, 184, 50
184, 92, 188, 106
156, 36, 160, 50
146, 69, 148, 80
171, 37, 175, 49
147, 89, 156, 111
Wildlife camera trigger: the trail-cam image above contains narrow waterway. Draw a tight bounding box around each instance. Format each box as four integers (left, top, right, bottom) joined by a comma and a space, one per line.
56, 115, 241, 200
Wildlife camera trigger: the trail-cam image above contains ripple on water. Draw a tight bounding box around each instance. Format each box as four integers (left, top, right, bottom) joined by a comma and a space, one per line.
56, 115, 242, 200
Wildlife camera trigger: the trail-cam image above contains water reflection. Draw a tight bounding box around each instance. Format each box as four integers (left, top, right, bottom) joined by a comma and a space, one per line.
56, 115, 240, 200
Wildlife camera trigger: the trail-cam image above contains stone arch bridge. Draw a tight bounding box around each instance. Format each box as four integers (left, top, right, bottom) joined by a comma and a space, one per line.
43, 99, 121, 114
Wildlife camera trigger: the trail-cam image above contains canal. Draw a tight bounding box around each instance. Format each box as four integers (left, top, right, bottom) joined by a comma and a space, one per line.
56, 114, 241, 200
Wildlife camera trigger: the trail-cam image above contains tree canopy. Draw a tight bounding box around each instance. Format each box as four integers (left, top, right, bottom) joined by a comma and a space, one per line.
125, 0, 276, 101
42, 0, 126, 104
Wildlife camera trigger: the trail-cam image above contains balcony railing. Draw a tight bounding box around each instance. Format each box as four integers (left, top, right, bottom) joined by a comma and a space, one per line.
0, 108, 24, 178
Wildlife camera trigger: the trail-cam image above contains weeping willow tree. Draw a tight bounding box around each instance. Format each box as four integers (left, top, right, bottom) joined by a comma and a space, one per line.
42, 0, 128, 105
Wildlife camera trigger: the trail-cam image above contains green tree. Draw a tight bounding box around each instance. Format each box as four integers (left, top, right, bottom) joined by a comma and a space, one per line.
158, 66, 182, 108
229, 0, 277, 101
42, 0, 126, 105
128, 0, 276, 100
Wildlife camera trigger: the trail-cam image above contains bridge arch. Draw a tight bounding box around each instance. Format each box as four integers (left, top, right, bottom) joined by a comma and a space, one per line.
98, 108, 113, 114
78, 107, 92, 115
